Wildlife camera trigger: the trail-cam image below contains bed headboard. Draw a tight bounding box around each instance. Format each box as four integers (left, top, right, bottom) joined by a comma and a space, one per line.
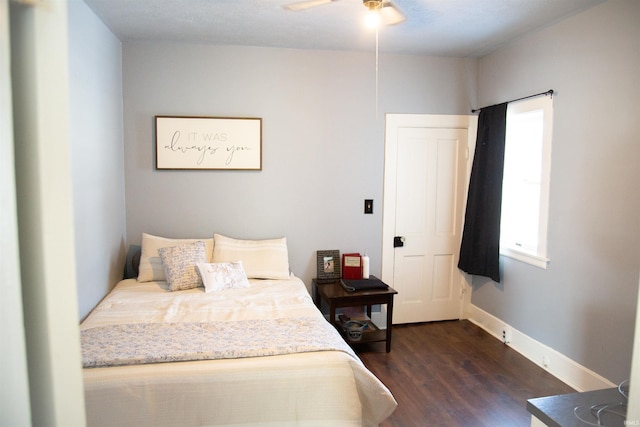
123, 245, 141, 280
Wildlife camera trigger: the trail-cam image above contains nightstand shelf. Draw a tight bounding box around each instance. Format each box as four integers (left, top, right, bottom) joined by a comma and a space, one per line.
312, 277, 397, 352
337, 314, 386, 345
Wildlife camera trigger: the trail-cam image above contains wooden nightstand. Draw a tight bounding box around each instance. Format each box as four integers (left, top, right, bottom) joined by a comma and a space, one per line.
312, 276, 397, 352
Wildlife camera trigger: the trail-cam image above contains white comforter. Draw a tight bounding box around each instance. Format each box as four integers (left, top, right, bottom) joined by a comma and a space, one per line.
81, 276, 397, 426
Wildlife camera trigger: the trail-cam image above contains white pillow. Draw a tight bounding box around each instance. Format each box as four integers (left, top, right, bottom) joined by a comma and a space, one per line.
158, 241, 207, 292
137, 233, 214, 282
212, 234, 290, 279
197, 261, 250, 293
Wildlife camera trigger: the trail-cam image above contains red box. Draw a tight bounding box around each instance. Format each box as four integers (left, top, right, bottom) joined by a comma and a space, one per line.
342, 253, 362, 279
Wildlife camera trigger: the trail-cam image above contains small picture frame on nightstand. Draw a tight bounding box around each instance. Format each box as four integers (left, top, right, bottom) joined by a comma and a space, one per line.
316, 250, 341, 283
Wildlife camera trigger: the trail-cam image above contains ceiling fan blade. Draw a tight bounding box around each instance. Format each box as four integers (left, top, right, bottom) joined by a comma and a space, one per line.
283, 0, 336, 11
381, 1, 405, 25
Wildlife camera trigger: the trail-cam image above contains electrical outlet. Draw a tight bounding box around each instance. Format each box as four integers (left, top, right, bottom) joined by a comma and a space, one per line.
502, 325, 511, 343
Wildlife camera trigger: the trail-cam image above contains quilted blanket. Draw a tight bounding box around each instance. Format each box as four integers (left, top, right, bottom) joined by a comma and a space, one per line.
82, 316, 356, 368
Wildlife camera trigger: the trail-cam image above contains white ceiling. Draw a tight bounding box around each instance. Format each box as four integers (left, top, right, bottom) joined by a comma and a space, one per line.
83, 0, 605, 57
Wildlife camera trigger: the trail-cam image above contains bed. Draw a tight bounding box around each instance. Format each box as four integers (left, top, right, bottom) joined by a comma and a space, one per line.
80, 233, 397, 426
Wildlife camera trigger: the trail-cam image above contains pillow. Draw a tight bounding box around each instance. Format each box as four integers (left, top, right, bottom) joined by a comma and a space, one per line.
212, 234, 290, 279
137, 233, 214, 282
197, 261, 250, 293
158, 241, 207, 291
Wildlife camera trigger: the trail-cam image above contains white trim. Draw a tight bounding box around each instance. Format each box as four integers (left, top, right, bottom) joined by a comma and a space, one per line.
371, 310, 386, 330
500, 248, 550, 269
500, 97, 553, 265
460, 274, 474, 320
1, 0, 32, 423
382, 113, 477, 288
467, 304, 615, 392
627, 273, 640, 423
11, 2, 86, 424
530, 416, 546, 427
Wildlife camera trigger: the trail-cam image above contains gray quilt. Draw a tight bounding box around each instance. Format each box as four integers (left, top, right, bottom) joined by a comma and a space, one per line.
81, 316, 356, 368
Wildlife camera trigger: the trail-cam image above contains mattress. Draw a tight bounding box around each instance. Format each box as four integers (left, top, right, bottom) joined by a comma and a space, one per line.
80, 276, 397, 426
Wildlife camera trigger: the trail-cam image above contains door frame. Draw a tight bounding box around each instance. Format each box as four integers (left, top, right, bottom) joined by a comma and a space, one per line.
381, 114, 478, 320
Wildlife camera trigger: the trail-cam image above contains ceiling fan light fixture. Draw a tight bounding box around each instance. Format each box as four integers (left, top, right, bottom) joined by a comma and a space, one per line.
283, 0, 333, 12
363, 0, 382, 10
283, 0, 406, 27
380, 2, 405, 26
363, 0, 382, 28
366, 9, 381, 28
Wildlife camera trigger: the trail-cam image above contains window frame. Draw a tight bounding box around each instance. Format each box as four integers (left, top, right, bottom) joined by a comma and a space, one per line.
499, 95, 553, 269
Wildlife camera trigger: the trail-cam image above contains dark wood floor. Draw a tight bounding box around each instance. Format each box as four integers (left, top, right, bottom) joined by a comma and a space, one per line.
356, 320, 576, 427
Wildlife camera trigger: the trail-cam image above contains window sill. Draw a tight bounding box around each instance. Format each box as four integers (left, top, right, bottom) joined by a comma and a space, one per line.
500, 248, 549, 269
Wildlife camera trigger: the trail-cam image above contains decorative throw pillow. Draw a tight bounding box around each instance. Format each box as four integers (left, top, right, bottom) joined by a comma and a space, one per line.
158, 241, 207, 291
197, 261, 250, 293
137, 233, 214, 282
212, 234, 290, 280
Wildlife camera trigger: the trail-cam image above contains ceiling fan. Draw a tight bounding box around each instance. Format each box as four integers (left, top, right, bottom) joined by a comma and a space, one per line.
283, 0, 406, 26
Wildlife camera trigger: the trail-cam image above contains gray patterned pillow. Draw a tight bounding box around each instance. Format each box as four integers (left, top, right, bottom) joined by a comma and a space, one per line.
158, 241, 207, 291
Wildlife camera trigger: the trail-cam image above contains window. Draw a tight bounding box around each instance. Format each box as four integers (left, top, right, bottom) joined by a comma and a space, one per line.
500, 96, 553, 268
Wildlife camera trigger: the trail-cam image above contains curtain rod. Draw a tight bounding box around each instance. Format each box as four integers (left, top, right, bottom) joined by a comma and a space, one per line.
471, 89, 554, 114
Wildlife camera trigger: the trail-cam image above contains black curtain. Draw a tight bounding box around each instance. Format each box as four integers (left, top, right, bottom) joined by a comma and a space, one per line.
458, 103, 508, 283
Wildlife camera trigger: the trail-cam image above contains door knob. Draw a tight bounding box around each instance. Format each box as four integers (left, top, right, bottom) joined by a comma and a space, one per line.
394, 236, 405, 248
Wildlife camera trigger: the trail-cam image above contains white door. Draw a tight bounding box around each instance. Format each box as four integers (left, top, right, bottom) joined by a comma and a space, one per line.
382, 115, 476, 324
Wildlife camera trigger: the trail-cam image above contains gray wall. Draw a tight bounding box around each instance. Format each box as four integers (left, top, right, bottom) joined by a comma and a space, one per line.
69, 0, 126, 320
73, 0, 638, 388
473, 0, 640, 383
122, 42, 476, 288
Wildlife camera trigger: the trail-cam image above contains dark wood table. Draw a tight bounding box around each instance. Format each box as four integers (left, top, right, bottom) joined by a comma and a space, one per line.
312, 277, 397, 352
527, 387, 627, 427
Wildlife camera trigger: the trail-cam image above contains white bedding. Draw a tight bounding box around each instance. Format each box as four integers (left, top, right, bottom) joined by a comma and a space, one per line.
81, 276, 397, 426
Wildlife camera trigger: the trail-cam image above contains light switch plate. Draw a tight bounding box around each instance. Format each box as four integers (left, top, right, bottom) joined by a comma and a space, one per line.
364, 199, 373, 214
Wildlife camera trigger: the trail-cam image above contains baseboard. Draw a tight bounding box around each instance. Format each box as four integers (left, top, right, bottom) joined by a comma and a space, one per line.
467, 304, 615, 392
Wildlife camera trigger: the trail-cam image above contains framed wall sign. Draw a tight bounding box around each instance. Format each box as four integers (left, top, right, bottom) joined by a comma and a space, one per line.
155, 116, 262, 170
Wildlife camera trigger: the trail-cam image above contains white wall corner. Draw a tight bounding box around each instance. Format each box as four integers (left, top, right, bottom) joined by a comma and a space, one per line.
467, 304, 615, 392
